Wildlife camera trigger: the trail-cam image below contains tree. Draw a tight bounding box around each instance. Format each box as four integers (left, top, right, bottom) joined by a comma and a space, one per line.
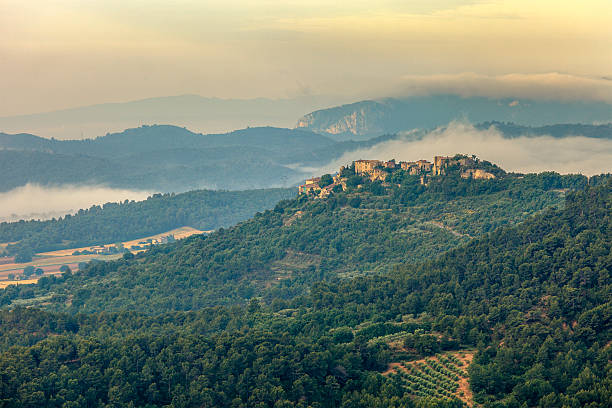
23, 266, 35, 277
14, 251, 33, 263
34, 268, 44, 276
319, 174, 333, 188
349, 197, 362, 208
346, 175, 363, 188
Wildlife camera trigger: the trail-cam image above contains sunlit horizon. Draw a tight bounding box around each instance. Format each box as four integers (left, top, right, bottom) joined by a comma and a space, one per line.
1, 0, 611, 116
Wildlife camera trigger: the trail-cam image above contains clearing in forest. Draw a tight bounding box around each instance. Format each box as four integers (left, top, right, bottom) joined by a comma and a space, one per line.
0, 226, 207, 288
384, 350, 475, 406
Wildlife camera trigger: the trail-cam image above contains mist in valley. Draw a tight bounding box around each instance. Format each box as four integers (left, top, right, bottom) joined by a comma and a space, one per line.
0, 184, 150, 222
307, 122, 612, 177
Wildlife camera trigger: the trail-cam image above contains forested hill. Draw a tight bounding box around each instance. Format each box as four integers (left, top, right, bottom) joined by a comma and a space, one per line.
3, 122, 611, 192
2, 161, 605, 312
0, 188, 296, 258
0, 125, 336, 192
0, 125, 335, 157
0, 178, 609, 407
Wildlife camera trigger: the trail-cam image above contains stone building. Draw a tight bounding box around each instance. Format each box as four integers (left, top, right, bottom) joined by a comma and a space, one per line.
298, 177, 321, 194
355, 159, 383, 174
433, 156, 452, 175
416, 160, 433, 172
369, 168, 387, 182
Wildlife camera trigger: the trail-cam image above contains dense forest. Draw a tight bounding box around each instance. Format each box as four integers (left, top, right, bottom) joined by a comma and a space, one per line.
1, 164, 604, 312
0, 188, 295, 258
0, 179, 609, 407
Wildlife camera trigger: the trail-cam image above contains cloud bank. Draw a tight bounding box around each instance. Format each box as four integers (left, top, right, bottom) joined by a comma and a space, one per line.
312, 122, 612, 177
394, 73, 612, 103
0, 184, 151, 222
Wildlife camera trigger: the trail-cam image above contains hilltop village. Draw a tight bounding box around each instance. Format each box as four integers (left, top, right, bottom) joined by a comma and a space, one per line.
299, 155, 497, 198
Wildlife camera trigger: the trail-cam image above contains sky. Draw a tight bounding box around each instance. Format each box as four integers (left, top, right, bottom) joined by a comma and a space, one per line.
1, 0, 611, 116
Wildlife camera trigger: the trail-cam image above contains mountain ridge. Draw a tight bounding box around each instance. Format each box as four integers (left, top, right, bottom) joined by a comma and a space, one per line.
296, 96, 612, 139
0, 94, 347, 140
0, 125, 335, 192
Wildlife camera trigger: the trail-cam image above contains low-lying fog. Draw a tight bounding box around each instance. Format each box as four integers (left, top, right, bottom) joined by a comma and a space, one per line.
308, 122, 612, 177
0, 184, 150, 222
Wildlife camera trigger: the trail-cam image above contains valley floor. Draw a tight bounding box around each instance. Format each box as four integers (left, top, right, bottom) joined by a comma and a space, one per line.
0, 226, 206, 288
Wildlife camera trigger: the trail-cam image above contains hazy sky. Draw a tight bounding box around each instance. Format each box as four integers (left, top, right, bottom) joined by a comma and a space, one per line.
1, 0, 611, 116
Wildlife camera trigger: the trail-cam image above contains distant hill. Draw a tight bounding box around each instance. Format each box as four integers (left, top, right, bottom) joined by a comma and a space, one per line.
0, 95, 346, 140
0, 125, 338, 192
0, 125, 417, 192
2, 121, 611, 193
0, 187, 296, 256
0, 125, 336, 158
296, 95, 612, 139
0, 150, 121, 192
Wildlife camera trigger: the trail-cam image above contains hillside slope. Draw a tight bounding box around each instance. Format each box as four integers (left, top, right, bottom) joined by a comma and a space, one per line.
0, 188, 296, 257
296, 96, 612, 139
0, 125, 333, 192
0, 178, 609, 407
1, 160, 599, 312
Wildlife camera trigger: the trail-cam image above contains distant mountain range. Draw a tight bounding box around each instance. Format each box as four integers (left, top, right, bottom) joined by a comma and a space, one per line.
0, 95, 346, 140
0, 126, 324, 192
0, 125, 393, 192
296, 95, 612, 139
2, 121, 611, 193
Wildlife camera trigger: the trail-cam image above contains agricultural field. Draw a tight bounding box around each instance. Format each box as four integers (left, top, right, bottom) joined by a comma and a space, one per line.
0, 226, 206, 288
0, 253, 122, 289
384, 351, 475, 406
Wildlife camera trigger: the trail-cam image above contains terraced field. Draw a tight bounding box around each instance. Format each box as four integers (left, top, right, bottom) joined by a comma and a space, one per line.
384, 351, 475, 406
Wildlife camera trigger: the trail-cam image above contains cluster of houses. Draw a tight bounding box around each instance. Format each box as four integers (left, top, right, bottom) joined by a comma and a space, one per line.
299, 155, 496, 198
298, 173, 346, 198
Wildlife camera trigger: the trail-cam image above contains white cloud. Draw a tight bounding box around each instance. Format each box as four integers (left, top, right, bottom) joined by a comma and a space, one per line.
310, 122, 612, 177
0, 184, 150, 222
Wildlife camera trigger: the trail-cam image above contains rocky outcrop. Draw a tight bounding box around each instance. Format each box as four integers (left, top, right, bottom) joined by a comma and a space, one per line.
296, 95, 612, 140
296, 100, 390, 140
461, 169, 496, 180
